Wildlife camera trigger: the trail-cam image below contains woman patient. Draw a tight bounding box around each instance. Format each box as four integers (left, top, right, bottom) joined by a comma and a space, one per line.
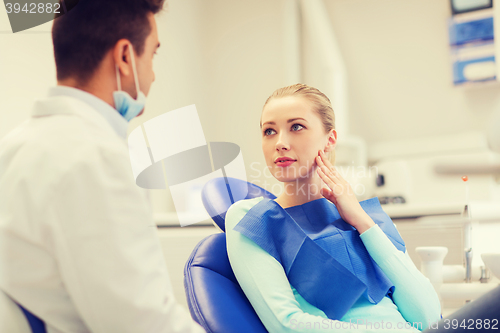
225, 84, 442, 332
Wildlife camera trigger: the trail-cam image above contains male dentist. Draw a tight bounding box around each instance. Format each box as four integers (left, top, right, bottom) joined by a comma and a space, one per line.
0, 0, 203, 332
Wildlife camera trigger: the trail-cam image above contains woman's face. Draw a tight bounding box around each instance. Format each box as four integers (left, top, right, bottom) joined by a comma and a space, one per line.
261, 96, 336, 183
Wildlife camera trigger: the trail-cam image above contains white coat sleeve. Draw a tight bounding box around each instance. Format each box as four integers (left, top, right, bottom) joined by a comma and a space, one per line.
46, 144, 203, 333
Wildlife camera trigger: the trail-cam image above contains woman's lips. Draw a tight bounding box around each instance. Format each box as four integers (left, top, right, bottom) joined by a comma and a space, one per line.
275, 160, 296, 167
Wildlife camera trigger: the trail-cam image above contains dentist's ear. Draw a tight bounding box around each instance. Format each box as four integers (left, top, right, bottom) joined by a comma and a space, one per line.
113, 39, 133, 77
324, 129, 337, 152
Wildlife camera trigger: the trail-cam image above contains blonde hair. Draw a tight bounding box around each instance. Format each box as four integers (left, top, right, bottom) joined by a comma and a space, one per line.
262, 83, 336, 165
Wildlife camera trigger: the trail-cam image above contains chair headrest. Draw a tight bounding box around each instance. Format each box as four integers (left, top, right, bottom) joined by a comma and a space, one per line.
201, 177, 276, 232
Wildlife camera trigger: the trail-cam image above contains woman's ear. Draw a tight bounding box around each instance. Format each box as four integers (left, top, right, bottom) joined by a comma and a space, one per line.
324, 129, 337, 152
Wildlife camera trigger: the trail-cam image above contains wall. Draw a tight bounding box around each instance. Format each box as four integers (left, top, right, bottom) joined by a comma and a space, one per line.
321, 0, 500, 145
3, 0, 498, 213
133, 0, 289, 213
0, 13, 56, 140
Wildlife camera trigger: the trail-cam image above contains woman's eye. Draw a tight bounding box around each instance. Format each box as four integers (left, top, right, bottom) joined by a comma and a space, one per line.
291, 124, 304, 131
264, 128, 276, 136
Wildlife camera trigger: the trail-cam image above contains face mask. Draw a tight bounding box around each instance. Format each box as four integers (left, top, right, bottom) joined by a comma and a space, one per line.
113, 44, 146, 122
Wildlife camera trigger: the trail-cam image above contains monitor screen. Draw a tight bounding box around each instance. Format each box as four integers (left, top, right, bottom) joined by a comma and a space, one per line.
451, 0, 492, 15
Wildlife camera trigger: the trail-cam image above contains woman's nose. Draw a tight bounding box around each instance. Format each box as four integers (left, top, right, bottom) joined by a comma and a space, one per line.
275, 135, 290, 151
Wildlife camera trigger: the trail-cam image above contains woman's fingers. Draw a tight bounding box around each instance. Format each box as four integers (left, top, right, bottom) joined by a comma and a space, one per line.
316, 156, 339, 183
319, 150, 342, 179
319, 150, 335, 170
316, 160, 338, 193
317, 166, 335, 185
317, 170, 335, 196
317, 150, 346, 184
320, 185, 331, 196
316, 167, 330, 185
316, 150, 348, 200
317, 151, 337, 174
317, 167, 344, 197
318, 167, 338, 187
315, 154, 325, 167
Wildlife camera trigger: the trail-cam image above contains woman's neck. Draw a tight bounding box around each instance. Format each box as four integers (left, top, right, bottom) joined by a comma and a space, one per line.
274, 174, 325, 209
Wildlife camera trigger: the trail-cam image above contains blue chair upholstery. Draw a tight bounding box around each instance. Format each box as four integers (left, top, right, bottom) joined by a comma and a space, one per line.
17, 303, 47, 333
184, 233, 267, 333
201, 177, 276, 232
422, 285, 500, 332
184, 177, 276, 332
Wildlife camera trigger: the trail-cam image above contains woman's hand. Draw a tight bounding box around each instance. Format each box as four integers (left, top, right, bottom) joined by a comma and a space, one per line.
315, 150, 375, 234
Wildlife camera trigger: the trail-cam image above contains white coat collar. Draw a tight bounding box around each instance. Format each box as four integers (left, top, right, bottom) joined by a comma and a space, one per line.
31, 86, 128, 139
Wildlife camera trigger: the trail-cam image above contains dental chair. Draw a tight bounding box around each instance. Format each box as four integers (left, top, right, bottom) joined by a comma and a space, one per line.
0, 290, 47, 333
184, 177, 276, 333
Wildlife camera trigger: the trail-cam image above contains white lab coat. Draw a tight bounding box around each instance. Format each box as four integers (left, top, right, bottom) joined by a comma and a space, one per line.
0, 95, 204, 333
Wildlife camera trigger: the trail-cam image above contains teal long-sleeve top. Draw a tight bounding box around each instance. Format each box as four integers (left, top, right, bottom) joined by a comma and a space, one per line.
225, 197, 442, 333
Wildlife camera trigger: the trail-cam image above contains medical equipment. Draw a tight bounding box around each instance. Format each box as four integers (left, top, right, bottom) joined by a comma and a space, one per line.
429, 286, 500, 333
415, 247, 449, 296
481, 253, 500, 280
463, 207, 474, 284
450, 0, 493, 15
371, 131, 500, 218
416, 245, 499, 308
370, 131, 500, 315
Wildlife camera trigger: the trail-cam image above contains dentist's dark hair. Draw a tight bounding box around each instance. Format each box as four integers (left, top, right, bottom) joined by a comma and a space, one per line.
52, 0, 165, 85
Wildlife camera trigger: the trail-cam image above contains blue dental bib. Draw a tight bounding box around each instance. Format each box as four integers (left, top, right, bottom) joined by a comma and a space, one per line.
233, 197, 405, 320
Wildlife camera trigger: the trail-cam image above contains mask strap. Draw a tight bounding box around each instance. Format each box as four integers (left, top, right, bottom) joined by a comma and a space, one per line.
115, 64, 122, 91
128, 44, 141, 97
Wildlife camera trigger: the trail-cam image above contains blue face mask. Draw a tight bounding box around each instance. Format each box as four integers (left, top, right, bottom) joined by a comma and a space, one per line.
113, 44, 146, 122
